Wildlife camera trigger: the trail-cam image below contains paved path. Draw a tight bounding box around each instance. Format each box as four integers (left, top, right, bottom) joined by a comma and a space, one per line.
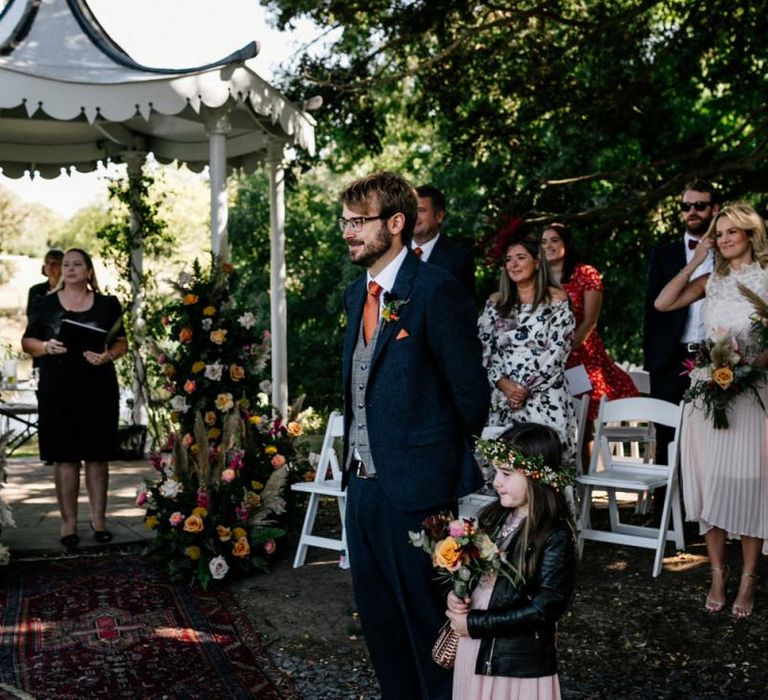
1, 457, 155, 554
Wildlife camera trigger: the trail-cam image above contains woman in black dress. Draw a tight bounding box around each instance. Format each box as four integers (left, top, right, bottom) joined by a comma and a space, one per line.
22, 248, 127, 547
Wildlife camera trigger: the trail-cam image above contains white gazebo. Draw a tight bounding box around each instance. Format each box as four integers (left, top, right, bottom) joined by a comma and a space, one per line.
0, 0, 316, 418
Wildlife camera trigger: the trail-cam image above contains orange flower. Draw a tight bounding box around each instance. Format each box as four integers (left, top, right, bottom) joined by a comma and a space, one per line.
210, 329, 228, 345
179, 328, 193, 343
433, 537, 462, 571
191, 361, 206, 374
286, 421, 303, 437
232, 537, 250, 558
271, 454, 286, 468
712, 366, 734, 390
229, 364, 245, 382
203, 306, 216, 316
204, 411, 217, 426
183, 294, 199, 305
217, 525, 232, 542
183, 514, 204, 533
183, 379, 196, 394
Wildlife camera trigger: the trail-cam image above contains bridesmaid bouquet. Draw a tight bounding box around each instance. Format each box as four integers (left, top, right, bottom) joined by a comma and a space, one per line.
408, 512, 518, 598
683, 331, 765, 429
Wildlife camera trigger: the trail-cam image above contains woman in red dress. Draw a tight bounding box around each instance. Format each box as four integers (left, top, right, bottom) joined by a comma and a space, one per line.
541, 223, 638, 425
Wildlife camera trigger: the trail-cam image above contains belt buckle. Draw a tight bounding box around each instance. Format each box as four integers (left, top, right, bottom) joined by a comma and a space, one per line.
686, 342, 700, 354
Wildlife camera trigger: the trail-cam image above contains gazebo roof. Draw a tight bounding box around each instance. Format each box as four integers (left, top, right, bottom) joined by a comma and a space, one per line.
0, 0, 315, 178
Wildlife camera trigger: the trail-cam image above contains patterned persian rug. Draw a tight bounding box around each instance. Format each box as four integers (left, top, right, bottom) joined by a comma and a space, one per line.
0, 554, 298, 699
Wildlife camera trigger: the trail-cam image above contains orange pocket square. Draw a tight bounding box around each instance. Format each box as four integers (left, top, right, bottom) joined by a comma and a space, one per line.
396, 329, 410, 340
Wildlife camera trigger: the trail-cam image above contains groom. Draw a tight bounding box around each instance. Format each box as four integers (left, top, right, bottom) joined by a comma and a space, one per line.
340, 171, 489, 699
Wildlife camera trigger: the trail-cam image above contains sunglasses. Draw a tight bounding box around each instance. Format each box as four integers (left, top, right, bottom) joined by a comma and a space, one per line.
680, 201, 712, 212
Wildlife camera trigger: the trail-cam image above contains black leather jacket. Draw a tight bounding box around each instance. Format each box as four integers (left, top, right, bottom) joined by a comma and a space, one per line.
467, 525, 576, 678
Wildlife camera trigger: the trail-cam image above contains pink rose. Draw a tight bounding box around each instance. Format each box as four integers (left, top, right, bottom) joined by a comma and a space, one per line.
221, 468, 236, 483
169, 512, 185, 527
448, 520, 465, 538
271, 454, 286, 469
182, 433, 194, 448
263, 538, 276, 554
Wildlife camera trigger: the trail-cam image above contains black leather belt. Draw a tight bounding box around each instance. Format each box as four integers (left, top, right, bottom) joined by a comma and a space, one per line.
350, 458, 377, 479
681, 342, 700, 354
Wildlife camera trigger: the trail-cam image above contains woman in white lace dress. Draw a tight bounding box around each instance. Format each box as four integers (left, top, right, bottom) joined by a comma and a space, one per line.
655, 202, 768, 619
478, 231, 577, 466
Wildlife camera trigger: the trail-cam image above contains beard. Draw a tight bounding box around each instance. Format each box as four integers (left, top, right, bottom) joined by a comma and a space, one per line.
685, 213, 713, 236
347, 223, 393, 268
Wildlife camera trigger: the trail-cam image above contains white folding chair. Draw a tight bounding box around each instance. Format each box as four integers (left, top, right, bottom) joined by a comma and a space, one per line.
458, 425, 505, 519
577, 397, 685, 577
291, 411, 349, 569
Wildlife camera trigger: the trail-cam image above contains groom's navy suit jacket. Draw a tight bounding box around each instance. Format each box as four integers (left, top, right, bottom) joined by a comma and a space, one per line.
342, 250, 489, 511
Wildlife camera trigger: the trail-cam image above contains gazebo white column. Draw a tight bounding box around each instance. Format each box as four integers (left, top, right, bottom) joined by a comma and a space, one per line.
123, 149, 148, 426
268, 141, 288, 417
206, 109, 232, 256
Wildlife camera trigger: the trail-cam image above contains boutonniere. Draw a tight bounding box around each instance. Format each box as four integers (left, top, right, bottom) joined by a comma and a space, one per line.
382, 293, 410, 323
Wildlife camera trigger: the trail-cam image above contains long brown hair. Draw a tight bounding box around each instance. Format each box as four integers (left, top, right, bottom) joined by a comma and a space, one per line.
479, 423, 576, 582
53, 248, 102, 294
495, 232, 561, 317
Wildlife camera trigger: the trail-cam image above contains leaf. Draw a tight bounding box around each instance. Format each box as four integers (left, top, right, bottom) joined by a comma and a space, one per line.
250, 466, 288, 522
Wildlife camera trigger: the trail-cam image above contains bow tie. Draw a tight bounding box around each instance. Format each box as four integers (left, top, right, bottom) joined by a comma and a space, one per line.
687, 239, 700, 250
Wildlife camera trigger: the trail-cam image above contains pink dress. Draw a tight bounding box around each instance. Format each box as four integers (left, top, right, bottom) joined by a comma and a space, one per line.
562, 263, 638, 420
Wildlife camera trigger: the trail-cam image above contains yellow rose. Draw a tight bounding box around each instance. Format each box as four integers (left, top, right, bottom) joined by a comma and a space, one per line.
251, 480, 264, 490
249, 415, 262, 426
215, 393, 234, 412
264, 445, 277, 455
163, 365, 176, 378
210, 329, 228, 345
203, 306, 216, 316
192, 361, 206, 374
144, 515, 159, 530
183, 513, 204, 533
229, 364, 245, 382
245, 491, 262, 507
232, 527, 247, 541
183, 294, 199, 305
433, 537, 462, 571
286, 421, 303, 437
185, 546, 201, 560
207, 427, 221, 440
232, 537, 251, 558
204, 411, 217, 426
217, 525, 232, 542
192, 507, 208, 518
712, 366, 734, 390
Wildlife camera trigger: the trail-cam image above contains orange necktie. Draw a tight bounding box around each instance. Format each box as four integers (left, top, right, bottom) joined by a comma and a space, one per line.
363, 281, 383, 345
414, 246, 424, 257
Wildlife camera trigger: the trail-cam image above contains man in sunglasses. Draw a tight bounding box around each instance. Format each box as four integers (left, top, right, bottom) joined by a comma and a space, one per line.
643, 180, 720, 519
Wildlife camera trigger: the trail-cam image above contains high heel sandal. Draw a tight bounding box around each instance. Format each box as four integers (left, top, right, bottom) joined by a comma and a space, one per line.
731, 571, 759, 619
704, 565, 729, 614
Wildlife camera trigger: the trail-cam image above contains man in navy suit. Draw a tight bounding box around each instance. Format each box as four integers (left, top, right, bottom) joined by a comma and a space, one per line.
340, 172, 489, 699
413, 184, 476, 299
644, 180, 719, 508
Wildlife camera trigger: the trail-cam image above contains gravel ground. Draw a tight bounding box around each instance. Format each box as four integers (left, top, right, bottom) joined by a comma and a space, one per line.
231, 506, 767, 699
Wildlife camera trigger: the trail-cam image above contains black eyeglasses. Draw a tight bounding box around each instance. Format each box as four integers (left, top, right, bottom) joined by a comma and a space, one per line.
338, 215, 389, 233
680, 201, 712, 212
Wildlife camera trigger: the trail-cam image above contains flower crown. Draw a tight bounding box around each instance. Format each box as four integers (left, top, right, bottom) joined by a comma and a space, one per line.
475, 437, 576, 491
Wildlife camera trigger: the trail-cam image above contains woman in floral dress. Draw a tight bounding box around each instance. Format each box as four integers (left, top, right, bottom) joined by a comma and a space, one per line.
541, 223, 639, 422
655, 202, 768, 618
478, 231, 577, 466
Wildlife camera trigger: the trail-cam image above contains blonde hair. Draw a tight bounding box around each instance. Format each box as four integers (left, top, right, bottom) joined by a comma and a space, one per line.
709, 202, 768, 276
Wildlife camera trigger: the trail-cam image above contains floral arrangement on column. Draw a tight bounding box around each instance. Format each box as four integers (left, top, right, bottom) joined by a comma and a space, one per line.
140, 257, 310, 587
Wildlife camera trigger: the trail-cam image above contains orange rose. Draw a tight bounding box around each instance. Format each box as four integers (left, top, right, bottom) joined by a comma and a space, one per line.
183, 514, 204, 533
433, 537, 462, 571
712, 366, 734, 390
204, 411, 217, 426
183, 294, 199, 305
217, 525, 232, 542
192, 361, 206, 374
210, 329, 228, 345
179, 328, 193, 343
183, 379, 196, 394
232, 537, 250, 558
286, 421, 303, 437
229, 364, 245, 382
271, 454, 286, 468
